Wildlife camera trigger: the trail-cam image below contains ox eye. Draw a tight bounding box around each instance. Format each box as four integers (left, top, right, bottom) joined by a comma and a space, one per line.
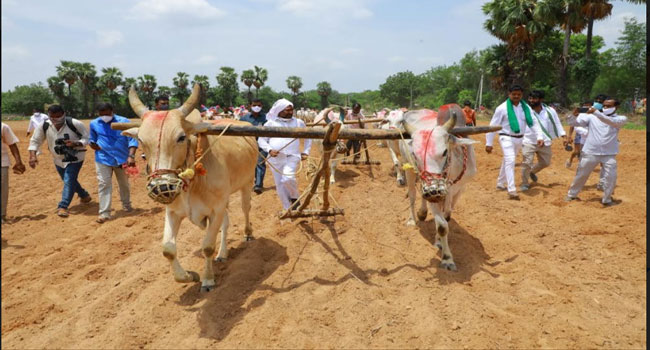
177, 135, 186, 143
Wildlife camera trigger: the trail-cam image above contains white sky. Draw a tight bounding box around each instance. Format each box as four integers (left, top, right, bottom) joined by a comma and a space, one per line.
1, 0, 646, 93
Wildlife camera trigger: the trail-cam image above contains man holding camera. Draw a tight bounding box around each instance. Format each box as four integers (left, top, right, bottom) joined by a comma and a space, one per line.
28, 104, 92, 217
89, 103, 138, 223
565, 98, 626, 206
520, 90, 568, 191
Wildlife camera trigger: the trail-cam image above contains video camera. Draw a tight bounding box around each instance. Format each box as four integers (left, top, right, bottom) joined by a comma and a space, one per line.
54, 133, 85, 162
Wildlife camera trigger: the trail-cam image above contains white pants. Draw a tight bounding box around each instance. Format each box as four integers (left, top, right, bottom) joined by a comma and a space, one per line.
496, 135, 523, 194
268, 153, 301, 210
567, 154, 617, 204
96, 162, 131, 218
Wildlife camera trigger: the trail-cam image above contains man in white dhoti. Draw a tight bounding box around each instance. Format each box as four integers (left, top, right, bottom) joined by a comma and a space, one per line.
485, 85, 544, 199
565, 98, 626, 206
258, 99, 312, 210
520, 90, 568, 191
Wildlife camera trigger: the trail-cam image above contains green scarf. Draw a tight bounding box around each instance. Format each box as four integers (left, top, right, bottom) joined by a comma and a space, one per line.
506, 98, 533, 133
543, 104, 560, 137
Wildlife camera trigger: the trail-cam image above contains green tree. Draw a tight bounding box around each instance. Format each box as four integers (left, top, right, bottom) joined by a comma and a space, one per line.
582, 0, 612, 60
191, 75, 210, 106
137, 74, 157, 109
483, 0, 554, 91
253, 65, 268, 98
47, 76, 66, 101
56, 60, 79, 113
1, 83, 55, 115
316, 81, 332, 109
240, 69, 255, 104
172, 72, 190, 106
286, 76, 303, 106
216, 67, 238, 107
380, 71, 422, 108
99, 67, 124, 109
76, 62, 97, 117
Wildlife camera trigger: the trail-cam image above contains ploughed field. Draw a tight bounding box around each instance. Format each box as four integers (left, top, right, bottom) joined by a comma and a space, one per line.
1, 119, 646, 349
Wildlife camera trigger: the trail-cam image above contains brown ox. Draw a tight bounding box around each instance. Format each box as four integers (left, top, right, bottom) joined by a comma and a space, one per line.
122, 84, 257, 292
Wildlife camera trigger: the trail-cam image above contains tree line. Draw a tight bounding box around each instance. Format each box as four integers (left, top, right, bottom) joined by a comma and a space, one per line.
1, 1, 645, 118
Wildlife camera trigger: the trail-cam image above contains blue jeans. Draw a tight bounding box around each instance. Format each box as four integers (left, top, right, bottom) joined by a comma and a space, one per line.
255, 148, 267, 188
55, 161, 89, 209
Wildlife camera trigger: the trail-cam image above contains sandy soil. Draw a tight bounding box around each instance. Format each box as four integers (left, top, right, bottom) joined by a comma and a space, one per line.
1, 119, 646, 349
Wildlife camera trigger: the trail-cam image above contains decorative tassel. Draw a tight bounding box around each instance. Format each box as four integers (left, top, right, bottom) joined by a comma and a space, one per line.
402, 163, 414, 171
179, 168, 195, 180
195, 162, 207, 176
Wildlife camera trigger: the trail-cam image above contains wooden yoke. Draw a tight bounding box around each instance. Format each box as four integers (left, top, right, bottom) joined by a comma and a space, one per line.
280, 122, 344, 219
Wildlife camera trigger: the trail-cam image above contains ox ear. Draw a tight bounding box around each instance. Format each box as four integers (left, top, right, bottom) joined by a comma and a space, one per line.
450, 135, 479, 146
121, 127, 140, 139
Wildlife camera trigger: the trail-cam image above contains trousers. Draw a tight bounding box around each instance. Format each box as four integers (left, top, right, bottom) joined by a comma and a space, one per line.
268, 153, 301, 210
521, 143, 552, 186
567, 154, 617, 204
496, 135, 523, 194
255, 148, 268, 188
55, 162, 89, 209
96, 162, 131, 218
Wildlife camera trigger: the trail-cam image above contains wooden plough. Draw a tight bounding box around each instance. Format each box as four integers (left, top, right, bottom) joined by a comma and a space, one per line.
112, 121, 500, 220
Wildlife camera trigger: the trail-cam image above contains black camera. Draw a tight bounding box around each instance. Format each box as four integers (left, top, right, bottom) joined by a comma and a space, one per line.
54, 133, 79, 162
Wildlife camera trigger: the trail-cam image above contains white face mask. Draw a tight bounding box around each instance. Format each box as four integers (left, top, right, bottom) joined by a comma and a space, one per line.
50, 116, 65, 125
100, 115, 113, 123
602, 107, 616, 115
251, 106, 262, 113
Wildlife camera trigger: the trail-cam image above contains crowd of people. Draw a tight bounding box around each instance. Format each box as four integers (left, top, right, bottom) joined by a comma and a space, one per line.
0, 88, 628, 224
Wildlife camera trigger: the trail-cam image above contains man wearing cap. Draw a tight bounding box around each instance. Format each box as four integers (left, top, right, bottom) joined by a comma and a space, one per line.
258, 99, 311, 210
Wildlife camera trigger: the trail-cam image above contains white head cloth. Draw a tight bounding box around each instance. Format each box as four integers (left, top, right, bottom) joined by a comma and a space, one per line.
267, 98, 293, 121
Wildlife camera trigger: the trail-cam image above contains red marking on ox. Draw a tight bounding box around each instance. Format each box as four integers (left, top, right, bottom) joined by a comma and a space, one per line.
414, 129, 437, 167
142, 111, 167, 123
420, 109, 438, 121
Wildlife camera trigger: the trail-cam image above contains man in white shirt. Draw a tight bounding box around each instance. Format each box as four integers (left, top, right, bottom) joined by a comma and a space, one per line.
28, 104, 93, 217
258, 99, 312, 210
520, 90, 568, 191
485, 85, 544, 199
1, 123, 26, 224
565, 98, 627, 206
26, 108, 49, 137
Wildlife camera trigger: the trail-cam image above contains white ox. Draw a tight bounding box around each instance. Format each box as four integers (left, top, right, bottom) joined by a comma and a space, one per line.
123, 84, 258, 291
388, 104, 480, 271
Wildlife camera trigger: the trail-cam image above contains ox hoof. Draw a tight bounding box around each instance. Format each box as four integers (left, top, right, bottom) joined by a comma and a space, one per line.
440, 261, 457, 271
434, 241, 442, 250
406, 219, 416, 227
214, 256, 227, 263
417, 210, 427, 221
244, 235, 255, 242
330, 178, 336, 184
397, 178, 405, 186
445, 214, 451, 221
188, 271, 201, 282
200, 282, 215, 293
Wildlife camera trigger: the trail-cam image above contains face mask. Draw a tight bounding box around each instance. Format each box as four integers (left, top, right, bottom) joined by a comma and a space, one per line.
100, 115, 113, 123
252, 106, 262, 113
50, 116, 65, 125
593, 102, 603, 110
158, 105, 169, 111
602, 107, 616, 115
529, 101, 541, 107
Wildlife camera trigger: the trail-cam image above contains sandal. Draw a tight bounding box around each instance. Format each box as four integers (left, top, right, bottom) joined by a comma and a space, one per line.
57, 208, 69, 217
96, 216, 109, 224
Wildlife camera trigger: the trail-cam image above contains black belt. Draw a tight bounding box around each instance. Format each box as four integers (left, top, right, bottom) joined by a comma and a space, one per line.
499, 133, 523, 138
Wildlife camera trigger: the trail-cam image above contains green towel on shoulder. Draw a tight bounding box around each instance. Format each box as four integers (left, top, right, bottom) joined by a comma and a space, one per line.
506, 98, 533, 133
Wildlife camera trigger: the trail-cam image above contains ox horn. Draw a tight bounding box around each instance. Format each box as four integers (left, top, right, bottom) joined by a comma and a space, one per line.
443, 111, 457, 132
178, 83, 201, 118
128, 86, 149, 118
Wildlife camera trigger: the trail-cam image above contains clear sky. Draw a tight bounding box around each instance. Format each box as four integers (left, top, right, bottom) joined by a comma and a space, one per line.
1, 0, 646, 93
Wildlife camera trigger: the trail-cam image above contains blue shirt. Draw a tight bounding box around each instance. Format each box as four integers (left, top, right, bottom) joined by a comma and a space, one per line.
240, 112, 267, 126
89, 115, 138, 167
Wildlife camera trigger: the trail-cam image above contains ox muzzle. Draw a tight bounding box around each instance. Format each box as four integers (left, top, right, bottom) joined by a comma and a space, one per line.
146, 173, 184, 204
421, 178, 448, 203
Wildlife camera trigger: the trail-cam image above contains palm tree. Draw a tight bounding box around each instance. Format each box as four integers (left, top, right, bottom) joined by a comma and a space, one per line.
172, 72, 190, 106
535, 0, 587, 106
76, 62, 97, 117
216, 67, 238, 108
581, 0, 612, 60
100, 67, 124, 108
192, 75, 210, 106
317, 81, 332, 109
253, 65, 268, 98
122, 77, 136, 95
90, 77, 106, 117
56, 60, 78, 97
137, 74, 157, 109
240, 69, 255, 104
47, 76, 66, 101
483, 0, 554, 90
286, 76, 303, 106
